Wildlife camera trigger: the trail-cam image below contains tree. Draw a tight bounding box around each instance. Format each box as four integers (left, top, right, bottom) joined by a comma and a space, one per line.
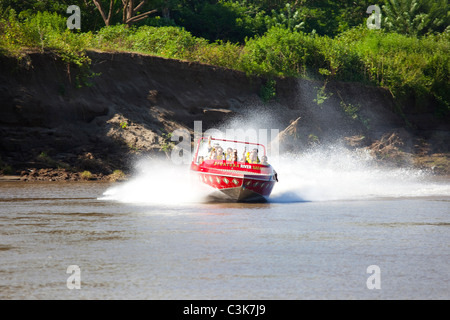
92, 0, 157, 27
92, 0, 115, 26
265, 3, 305, 31
383, 0, 449, 35
122, 0, 157, 27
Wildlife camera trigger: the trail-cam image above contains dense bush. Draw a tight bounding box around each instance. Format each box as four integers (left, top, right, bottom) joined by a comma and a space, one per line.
129, 26, 199, 59
0, 10, 92, 67
350, 29, 449, 112
241, 27, 326, 77
95, 24, 133, 50
239, 26, 449, 113
193, 40, 243, 68
382, 0, 450, 36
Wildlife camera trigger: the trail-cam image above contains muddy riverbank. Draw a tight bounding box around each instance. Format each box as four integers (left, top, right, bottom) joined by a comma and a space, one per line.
1, 50, 449, 180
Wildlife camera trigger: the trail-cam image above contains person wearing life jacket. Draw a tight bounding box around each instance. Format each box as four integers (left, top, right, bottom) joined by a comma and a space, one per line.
244, 148, 260, 164
207, 136, 215, 159
208, 145, 217, 160
215, 146, 225, 160
207, 137, 223, 160
225, 147, 233, 161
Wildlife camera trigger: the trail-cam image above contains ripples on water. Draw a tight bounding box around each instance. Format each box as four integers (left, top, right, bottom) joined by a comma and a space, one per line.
1, 146, 449, 299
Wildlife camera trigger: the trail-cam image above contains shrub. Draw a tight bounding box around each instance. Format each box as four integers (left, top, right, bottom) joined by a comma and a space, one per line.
241, 27, 327, 77
129, 26, 198, 59
81, 170, 93, 180
353, 30, 449, 113
260, 79, 277, 103
0, 9, 28, 53
95, 24, 133, 50
109, 170, 126, 182
193, 40, 243, 69
21, 11, 66, 48
0, 9, 91, 72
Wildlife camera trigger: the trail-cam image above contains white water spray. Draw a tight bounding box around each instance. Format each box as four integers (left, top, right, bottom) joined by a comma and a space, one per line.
100, 145, 449, 204
270, 145, 449, 202
100, 158, 210, 205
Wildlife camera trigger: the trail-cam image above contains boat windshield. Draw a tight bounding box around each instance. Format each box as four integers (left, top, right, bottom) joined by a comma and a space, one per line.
195, 138, 269, 165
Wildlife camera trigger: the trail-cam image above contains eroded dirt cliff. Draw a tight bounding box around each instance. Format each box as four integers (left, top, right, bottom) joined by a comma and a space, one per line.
0, 50, 449, 180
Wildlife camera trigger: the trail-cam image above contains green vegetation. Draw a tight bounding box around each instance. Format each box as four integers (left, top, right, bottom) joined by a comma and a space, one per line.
0, 157, 13, 175
80, 170, 93, 180
314, 85, 333, 106
159, 132, 175, 158
0, 0, 449, 115
108, 169, 126, 181
383, 0, 449, 36
119, 121, 128, 129
260, 79, 277, 103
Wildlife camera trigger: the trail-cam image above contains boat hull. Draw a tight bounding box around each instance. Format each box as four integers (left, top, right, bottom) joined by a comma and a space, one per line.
219, 185, 271, 202
192, 169, 276, 202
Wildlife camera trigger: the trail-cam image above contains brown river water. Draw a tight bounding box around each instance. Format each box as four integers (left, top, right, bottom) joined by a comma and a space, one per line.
1, 154, 449, 299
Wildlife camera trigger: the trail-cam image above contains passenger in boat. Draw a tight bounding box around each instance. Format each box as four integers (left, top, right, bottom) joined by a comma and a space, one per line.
242, 148, 260, 163
226, 147, 234, 161
261, 155, 268, 165
231, 149, 238, 162
207, 140, 223, 160
208, 146, 216, 160
207, 136, 213, 147
247, 148, 260, 164
241, 148, 248, 162
207, 137, 216, 158
208, 146, 217, 160
215, 146, 225, 160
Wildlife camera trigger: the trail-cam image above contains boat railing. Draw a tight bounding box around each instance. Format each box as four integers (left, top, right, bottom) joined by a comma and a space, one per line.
193, 137, 267, 164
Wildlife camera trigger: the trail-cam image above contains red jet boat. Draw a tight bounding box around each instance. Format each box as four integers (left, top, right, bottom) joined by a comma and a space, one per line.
190, 137, 278, 202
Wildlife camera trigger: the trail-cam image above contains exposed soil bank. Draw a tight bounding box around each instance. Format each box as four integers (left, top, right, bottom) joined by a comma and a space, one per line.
0, 50, 449, 180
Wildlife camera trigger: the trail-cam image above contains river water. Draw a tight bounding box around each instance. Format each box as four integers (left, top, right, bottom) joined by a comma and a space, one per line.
1, 150, 449, 300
